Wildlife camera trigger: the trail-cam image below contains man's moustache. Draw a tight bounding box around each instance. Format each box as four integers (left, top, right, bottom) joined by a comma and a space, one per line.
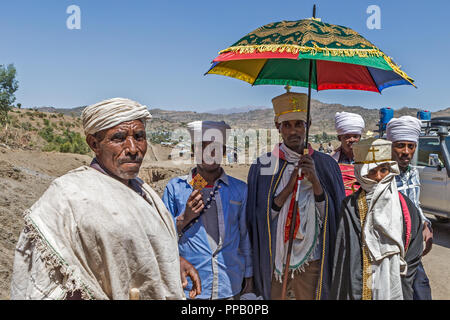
119, 158, 143, 164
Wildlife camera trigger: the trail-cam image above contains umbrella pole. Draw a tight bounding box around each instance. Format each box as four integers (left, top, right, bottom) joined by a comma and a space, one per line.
280, 4, 316, 301
280, 182, 300, 300
304, 4, 316, 153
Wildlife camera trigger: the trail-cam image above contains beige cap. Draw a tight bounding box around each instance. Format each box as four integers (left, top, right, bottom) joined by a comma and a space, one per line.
272, 92, 308, 124
353, 138, 392, 165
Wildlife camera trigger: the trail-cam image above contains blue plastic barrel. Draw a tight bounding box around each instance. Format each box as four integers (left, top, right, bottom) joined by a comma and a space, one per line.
417, 110, 431, 120
379, 107, 394, 131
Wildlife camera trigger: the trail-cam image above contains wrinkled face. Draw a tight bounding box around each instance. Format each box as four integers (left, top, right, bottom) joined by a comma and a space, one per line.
87, 120, 147, 182
367, 163, 391, 182
277, 120, 307, 150
193, 141, 225, 173
391, 140, 417, 169
338, 134, 361, 155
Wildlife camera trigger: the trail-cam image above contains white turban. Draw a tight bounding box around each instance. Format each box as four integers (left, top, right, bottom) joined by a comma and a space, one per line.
335, 112, 365, 136
82, 97, 152, 135
386, 116, 422, 143
187, 121, 231, 145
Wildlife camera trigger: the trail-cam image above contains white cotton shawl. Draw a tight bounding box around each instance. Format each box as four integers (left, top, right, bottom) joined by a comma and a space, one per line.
274, 144, 319, 281
10, 166, 184, 300
354, 162, 406, 300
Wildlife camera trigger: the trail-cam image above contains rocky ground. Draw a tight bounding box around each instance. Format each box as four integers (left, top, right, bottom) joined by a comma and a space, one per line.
0, 144, 448, 300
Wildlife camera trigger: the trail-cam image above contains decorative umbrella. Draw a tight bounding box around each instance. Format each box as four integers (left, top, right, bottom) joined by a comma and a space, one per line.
206, 16, 414, 93
205, 5, 415, 159
205, 5, 415, 300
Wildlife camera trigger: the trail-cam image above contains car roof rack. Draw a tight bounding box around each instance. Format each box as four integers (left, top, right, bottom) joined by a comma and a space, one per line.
420, 117, 450, 136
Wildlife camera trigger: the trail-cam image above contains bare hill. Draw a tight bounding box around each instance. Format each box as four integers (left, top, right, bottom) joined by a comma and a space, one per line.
35, 101, 450, 135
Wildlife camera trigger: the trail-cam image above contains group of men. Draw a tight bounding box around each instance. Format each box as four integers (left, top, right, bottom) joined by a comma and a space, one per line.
10, 92, 433, 300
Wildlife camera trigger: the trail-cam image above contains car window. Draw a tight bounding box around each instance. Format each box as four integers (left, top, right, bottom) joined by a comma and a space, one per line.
417, 137, 442, 166
447, 136, 450, 153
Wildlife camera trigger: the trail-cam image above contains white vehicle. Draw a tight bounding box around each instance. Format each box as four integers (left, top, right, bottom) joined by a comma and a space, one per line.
412, 117, 450, 222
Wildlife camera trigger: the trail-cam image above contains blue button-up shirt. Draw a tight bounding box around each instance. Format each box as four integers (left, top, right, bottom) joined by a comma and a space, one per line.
162, 169, 252, 299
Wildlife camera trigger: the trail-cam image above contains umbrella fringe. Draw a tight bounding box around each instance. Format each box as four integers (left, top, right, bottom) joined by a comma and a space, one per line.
220, 44, 384, 58
218, 44, 415, 85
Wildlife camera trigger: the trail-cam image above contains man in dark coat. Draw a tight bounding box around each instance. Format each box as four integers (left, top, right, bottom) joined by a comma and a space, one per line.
246, 91, 345, 300
331, 138, 423, 300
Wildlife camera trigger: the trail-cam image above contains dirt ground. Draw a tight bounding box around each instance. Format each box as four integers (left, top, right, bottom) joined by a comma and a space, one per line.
0, 145, 449, 300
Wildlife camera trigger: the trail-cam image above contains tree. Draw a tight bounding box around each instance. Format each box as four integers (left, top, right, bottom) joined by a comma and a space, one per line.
0, 64, 19, 126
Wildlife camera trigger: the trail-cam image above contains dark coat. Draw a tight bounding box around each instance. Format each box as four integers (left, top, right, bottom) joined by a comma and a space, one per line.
246, 147, 345, 300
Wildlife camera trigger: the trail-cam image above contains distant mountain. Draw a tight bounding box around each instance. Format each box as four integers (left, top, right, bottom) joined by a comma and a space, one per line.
35, 106, 86, 116
33, 102, 450, 135
208, 106, 270, 114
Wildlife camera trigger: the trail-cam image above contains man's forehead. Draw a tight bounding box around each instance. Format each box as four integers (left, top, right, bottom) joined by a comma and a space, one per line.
393, 140, 416, 145
280, 119, 306, 125
342, 133, 361, 138
110, 119, 145, 130
371, 163, 391, 170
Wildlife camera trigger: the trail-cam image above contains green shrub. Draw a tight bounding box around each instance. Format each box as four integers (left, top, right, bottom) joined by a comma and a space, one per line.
21, 122, 33, 131
39, 126, 89, 154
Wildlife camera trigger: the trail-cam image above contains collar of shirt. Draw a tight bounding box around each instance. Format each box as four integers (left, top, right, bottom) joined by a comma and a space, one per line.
185, 167, 229, 187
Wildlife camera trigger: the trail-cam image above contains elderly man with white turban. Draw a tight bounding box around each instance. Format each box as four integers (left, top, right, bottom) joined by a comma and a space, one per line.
10, 97, 200, 300
386, 115, 433, 300
331, 138, 423, 300
162, 120, 253, 300
332, 111, 365, 196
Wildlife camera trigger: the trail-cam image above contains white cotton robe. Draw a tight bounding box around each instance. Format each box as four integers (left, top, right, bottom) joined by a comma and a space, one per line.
10, 166, 185, 300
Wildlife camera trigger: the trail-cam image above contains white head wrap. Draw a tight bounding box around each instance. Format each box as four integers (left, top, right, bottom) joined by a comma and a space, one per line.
335, 112, 365, 136
187, 121, 231, 145
82, 97, 152, 135
386, 116, 422, 143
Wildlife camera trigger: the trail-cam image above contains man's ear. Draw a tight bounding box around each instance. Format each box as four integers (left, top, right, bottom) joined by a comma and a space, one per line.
275, 122, 280, 130
86, 134, 100, 155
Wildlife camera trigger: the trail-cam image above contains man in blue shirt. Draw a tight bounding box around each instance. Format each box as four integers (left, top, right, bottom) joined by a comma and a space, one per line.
386, 116, 433, 300
163, 120, 253, 300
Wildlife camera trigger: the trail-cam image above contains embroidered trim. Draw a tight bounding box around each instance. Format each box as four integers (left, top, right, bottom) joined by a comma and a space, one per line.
315, 192, 328, 300
357, 190, 372, 301
266, 160, 287, 266
22, 210, 95, 300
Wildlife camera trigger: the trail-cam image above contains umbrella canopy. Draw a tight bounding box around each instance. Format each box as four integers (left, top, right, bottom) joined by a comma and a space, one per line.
206, 18, 415, 93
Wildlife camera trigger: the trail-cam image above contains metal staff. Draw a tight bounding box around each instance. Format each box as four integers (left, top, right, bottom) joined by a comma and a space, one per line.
281, 4, 316, 300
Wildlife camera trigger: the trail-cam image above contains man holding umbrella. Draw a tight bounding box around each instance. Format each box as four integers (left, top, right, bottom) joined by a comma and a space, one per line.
246, 91, 345, 300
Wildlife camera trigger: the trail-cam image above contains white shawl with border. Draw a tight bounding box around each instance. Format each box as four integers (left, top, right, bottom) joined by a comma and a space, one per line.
10, 166, 185, 300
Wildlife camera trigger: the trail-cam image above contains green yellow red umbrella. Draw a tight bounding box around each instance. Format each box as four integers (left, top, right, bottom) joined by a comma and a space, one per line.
206, 17, 415, 92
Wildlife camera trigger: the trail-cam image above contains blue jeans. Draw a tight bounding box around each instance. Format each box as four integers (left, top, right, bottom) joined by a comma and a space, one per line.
413, 262, 432, 300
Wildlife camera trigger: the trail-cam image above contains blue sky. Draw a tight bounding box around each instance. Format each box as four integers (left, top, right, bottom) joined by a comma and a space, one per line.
1, 0, 449, 112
